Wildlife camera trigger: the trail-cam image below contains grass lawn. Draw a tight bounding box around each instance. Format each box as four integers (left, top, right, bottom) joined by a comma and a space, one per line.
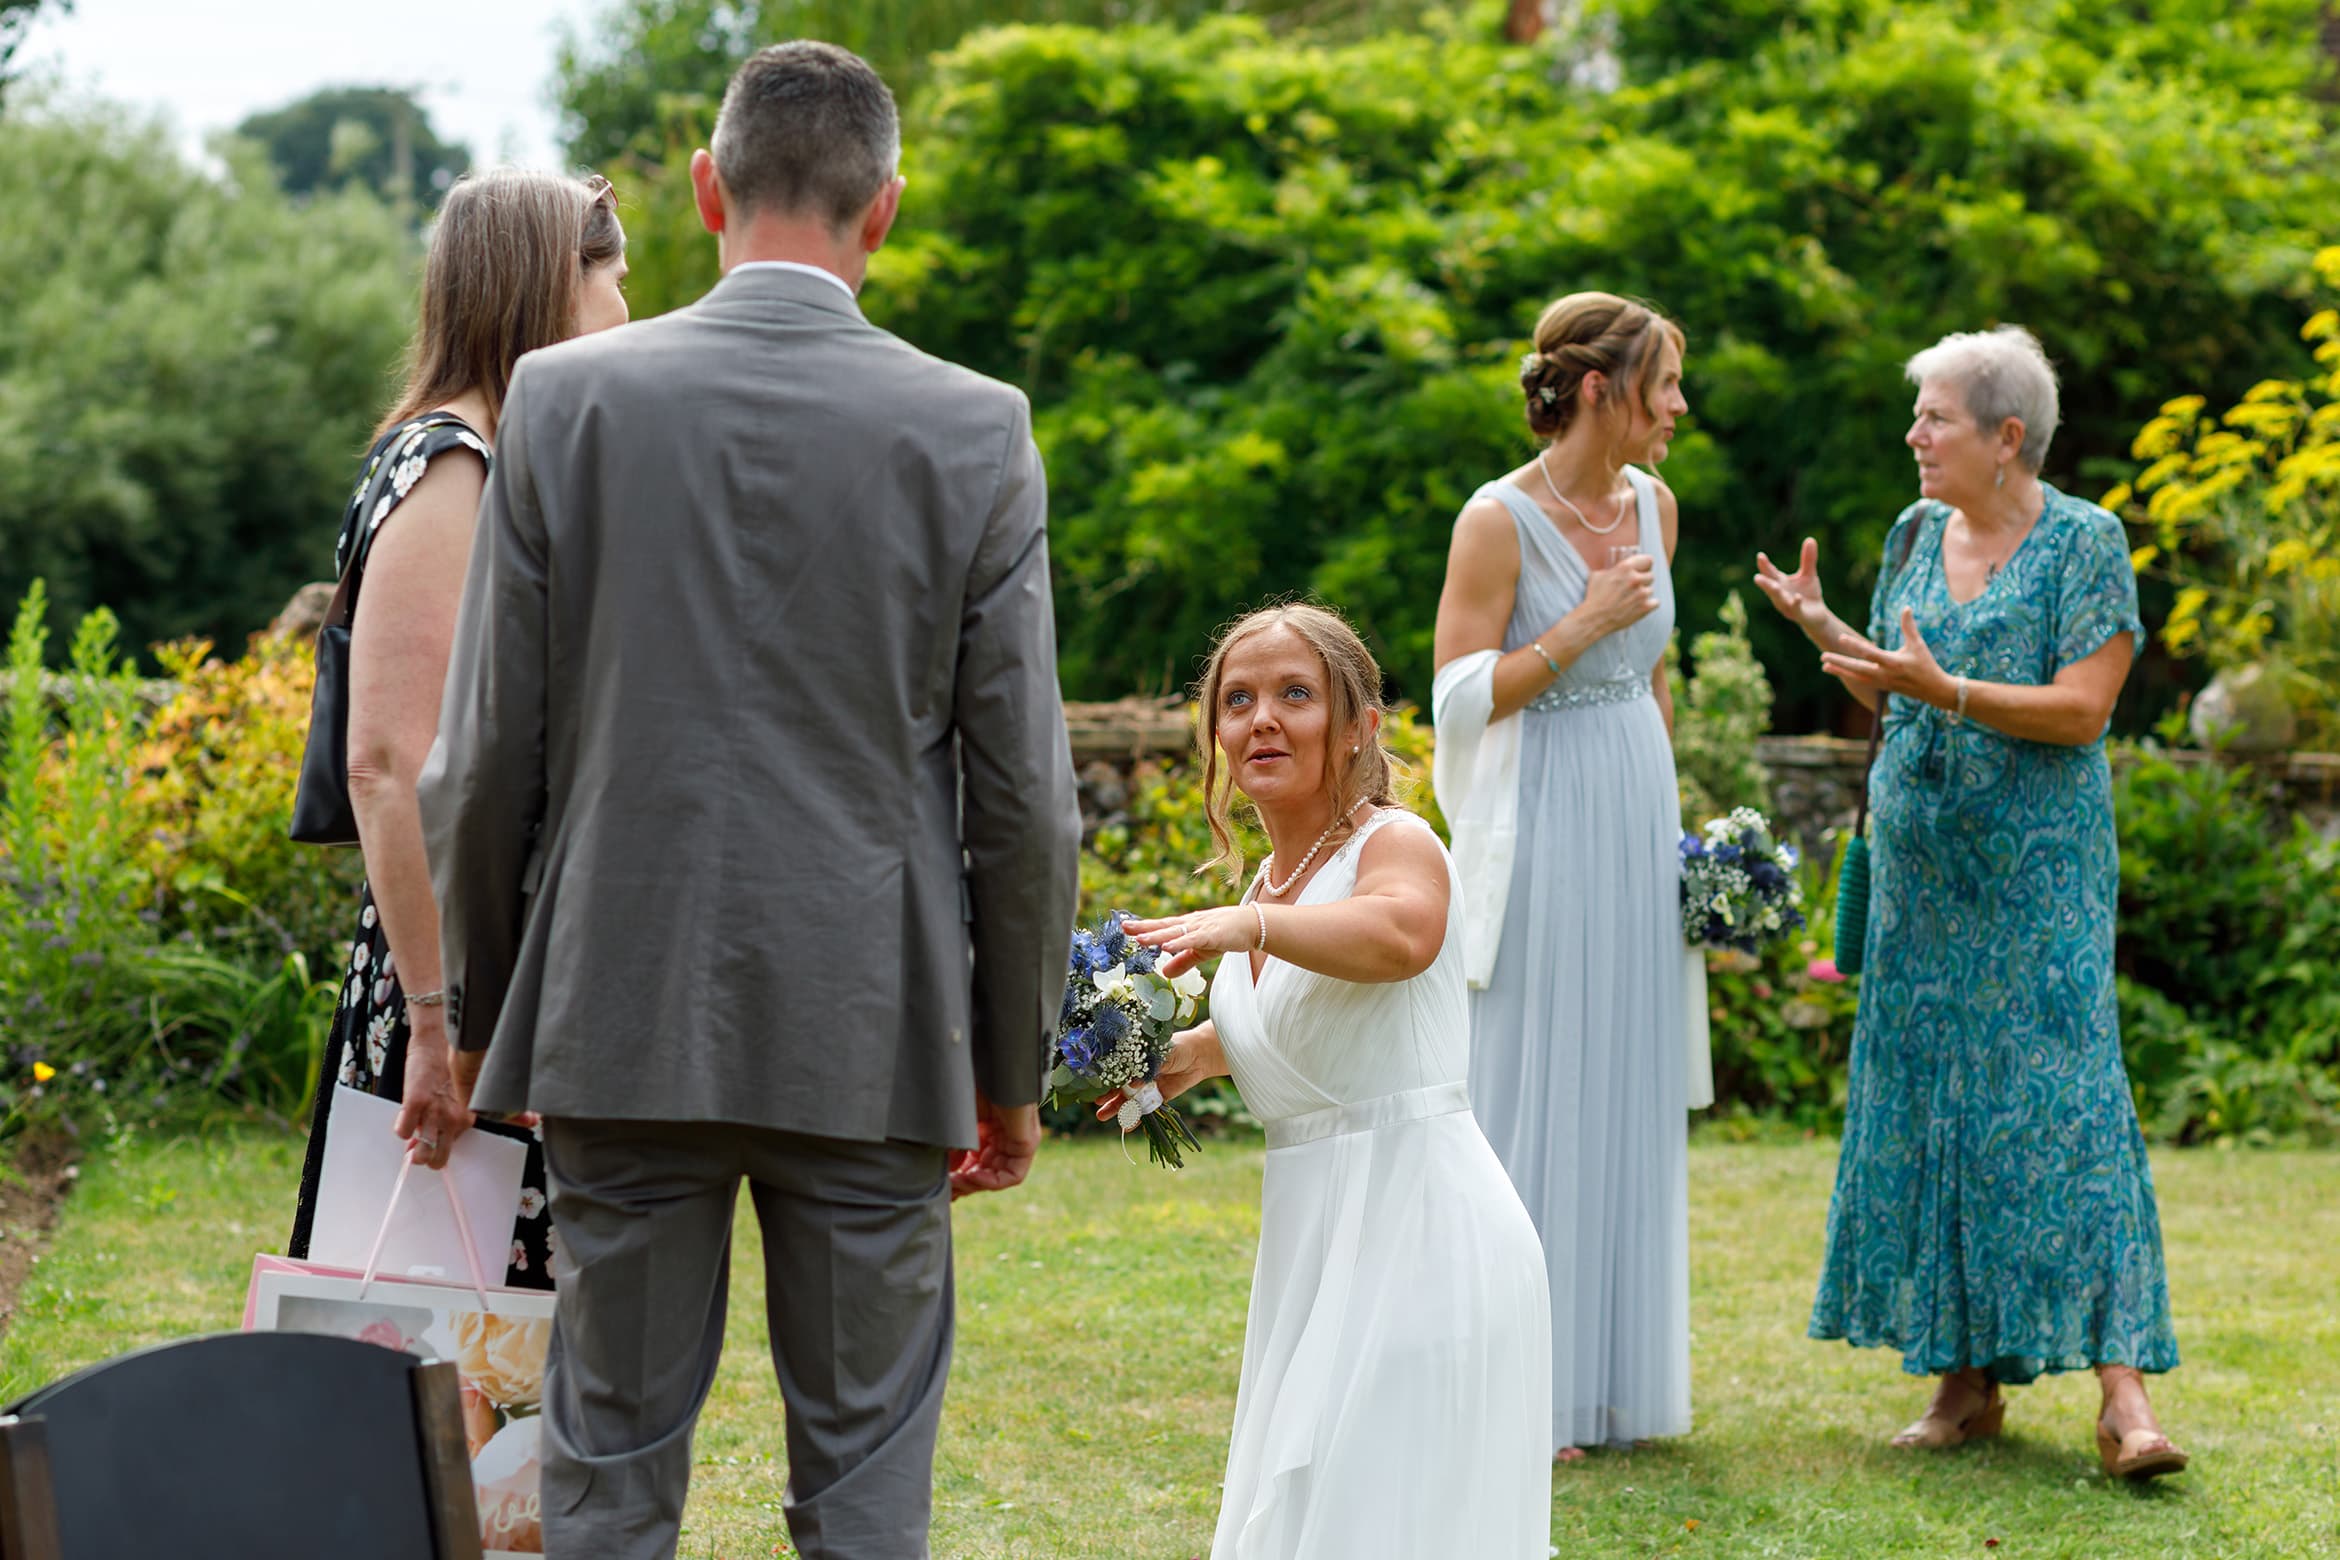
1, 1126, 2334, 1558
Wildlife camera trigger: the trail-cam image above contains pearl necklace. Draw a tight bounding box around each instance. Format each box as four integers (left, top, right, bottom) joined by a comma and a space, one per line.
1260, 800, 1366, 897
1537, 447, 1628, 536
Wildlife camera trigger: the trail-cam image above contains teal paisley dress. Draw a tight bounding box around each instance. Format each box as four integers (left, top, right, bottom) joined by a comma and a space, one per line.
1809, 485, 2179, 1383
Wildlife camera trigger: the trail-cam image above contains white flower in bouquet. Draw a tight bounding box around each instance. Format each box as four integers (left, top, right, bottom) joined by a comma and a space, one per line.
1092, 962, 1137, 1003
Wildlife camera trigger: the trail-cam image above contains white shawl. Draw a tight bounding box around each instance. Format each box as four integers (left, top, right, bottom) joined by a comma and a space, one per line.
1430, 649, 1521, 990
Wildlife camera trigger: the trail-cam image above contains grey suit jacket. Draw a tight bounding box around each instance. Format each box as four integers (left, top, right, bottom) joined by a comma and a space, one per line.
416, 266, 1082, 1148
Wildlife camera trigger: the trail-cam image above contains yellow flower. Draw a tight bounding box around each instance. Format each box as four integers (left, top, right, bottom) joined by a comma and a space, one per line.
2128, 544, 2160, 574
31, 1062, 55, 1083
2136, 453, 2190, 492
2267, 539, 2315, 576
2130, 417, 2185, 461
2156, 394, 2208, 421
2099, 482, 2134, 513
2304, 309, 2339, 344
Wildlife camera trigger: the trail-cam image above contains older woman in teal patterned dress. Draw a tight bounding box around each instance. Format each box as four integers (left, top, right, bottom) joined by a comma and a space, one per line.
1753, 326, 2186, 1481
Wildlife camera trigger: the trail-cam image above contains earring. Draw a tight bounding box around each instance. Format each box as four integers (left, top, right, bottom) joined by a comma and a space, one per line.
1996, 465, 2006, 490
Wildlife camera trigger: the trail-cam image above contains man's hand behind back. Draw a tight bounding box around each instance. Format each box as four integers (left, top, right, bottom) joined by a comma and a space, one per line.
948, 1092, 1042, 1199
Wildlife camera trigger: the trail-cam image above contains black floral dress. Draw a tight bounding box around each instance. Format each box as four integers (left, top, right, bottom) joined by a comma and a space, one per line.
286, 414, 555, 1291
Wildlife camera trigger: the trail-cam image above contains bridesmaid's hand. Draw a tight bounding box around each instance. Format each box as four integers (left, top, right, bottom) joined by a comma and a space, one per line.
1123, 907, 1257, 979
1095, 1025, 1225, 1120
1819, 609, 1956, 708
1570, 552, 1660, 638
1754, 538, 1830, 637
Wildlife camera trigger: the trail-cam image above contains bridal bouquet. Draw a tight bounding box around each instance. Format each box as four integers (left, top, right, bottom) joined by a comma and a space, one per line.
1679, 807, 1806, 954
1052, 912, 1206, 1169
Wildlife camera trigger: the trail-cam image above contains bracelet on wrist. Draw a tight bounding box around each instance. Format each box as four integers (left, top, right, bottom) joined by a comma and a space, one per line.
403, 988, 448, 1009
1529, 639, 1563, 679
1253, 901, 1269, 952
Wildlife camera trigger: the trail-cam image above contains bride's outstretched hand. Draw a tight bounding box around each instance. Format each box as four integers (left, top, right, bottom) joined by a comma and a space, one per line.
1122, 908, 1258, 980
1095, 1024, 1224, 1123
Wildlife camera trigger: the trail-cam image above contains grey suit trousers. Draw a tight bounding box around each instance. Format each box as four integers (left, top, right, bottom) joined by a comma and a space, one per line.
538, 1118, 953, 1560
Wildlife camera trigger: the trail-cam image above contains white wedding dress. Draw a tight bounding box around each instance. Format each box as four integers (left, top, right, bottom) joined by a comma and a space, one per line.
1206, 808, 1552, 1559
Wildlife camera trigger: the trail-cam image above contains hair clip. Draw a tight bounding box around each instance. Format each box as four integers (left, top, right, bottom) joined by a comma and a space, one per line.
1538, 386, 1559, 405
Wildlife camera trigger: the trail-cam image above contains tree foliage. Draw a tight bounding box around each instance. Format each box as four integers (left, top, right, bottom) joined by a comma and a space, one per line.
0, 0, 64, 86
852, 8, 2335, 710
233, 86, 471, 212
0, 99, 417, 657
553, 0, 1456, 168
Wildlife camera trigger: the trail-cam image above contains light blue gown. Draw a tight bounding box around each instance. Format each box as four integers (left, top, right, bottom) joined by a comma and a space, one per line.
1465, 468, 1693, 1450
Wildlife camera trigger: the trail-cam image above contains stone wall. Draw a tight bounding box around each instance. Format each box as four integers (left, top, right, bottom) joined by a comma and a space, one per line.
1063, 700, 2340, 853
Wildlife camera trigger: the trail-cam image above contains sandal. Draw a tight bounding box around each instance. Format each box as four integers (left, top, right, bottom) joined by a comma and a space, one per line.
1890, 1377, 2004, 1449
2096, 1420, 2188, 1481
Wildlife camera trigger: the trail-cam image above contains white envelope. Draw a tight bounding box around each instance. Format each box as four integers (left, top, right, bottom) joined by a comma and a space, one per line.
309, 1083, 528, 1285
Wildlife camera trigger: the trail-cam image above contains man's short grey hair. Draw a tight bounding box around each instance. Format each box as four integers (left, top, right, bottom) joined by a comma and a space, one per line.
712, 42, 900, 232
1905, 325, 2061, 470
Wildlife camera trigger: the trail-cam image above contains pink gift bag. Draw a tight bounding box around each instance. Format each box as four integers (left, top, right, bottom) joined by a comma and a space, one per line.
246, 1158, 556, 1557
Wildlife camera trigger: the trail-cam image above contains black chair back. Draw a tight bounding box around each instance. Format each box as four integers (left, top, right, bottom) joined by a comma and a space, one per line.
0, 1331, 481, 1560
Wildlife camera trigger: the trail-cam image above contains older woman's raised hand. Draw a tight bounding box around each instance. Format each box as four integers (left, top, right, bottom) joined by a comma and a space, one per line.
1819, 608, 1956, 709
1753, 538, 1831, 637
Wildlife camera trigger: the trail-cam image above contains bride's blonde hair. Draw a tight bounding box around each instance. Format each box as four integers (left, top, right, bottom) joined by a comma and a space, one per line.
1194, 603, 1398, 886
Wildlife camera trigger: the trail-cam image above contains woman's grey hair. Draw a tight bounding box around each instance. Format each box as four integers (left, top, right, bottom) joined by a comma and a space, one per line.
1905, 325, 2061, 470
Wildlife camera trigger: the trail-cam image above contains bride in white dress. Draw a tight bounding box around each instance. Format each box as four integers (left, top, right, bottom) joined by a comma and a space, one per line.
1119, 604, 1552, 1560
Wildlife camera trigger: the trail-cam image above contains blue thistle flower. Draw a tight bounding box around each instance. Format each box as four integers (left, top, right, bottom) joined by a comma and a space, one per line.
1091, 1002, 1131, 1047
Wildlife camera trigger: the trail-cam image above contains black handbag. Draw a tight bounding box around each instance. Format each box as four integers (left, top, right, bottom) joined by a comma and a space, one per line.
289, 416, 479, 846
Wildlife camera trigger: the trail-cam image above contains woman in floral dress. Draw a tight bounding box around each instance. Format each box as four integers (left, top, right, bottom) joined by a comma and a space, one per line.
287, 169, 629, 1287
1754, 325, 2185, 1480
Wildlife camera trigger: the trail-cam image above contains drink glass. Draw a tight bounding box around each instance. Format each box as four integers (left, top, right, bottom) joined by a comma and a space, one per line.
1607, 544, 1646, 568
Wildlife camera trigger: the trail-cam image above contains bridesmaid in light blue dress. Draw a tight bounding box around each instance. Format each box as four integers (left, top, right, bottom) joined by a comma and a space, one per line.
1433, 292, 1693, 1457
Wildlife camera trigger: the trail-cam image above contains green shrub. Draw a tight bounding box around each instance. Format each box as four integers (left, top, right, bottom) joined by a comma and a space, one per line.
2108, 247, 2340, 748
135, 633, 363, 976
1671, 591, 1774, 829
1, 584, 168, 1137
0, 584, 335, 1141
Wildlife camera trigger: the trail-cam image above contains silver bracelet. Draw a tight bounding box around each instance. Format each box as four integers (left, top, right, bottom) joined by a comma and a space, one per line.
1253, 901, 1269, 952
403, 988, 448, 1009
1951, 675, 1970, 725
1529, 639, 1563, 679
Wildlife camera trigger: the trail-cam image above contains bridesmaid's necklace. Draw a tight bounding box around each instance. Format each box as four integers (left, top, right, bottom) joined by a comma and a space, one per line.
1261, 799, 1366, 898
1537, 447, 1628, 536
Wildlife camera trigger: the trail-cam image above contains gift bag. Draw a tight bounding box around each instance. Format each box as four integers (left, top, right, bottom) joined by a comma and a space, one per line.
247, 1158, 553, 1557
309, 1083, 526, 1284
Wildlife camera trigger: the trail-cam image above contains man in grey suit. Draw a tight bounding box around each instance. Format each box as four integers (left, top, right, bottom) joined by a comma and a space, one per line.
416, 41, 1081, 1560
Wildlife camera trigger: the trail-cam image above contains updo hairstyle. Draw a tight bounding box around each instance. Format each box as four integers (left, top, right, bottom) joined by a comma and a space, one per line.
1518, 292, 1686, 441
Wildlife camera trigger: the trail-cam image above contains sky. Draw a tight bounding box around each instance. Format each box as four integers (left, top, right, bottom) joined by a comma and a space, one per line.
15, 0, 607, 169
